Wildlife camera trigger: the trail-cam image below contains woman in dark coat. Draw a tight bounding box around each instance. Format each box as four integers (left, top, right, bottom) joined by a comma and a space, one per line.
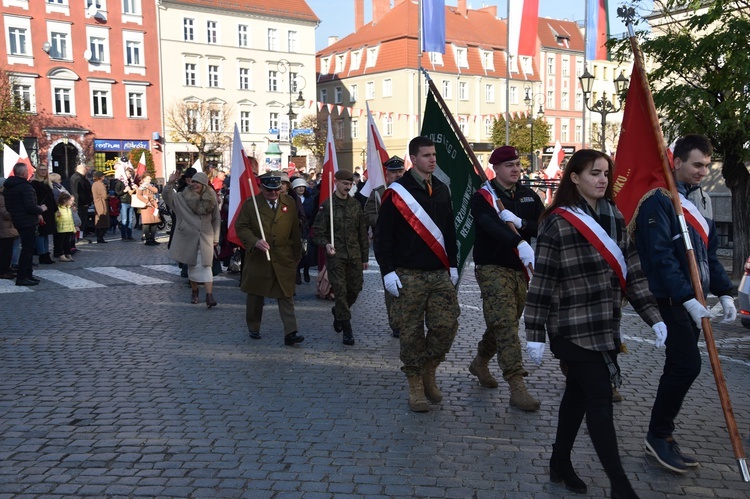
31, 164, 58, 264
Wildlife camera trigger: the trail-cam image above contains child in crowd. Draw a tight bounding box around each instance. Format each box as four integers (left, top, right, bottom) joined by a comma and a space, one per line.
108, 190, 121, 234
55, 192, 76, 262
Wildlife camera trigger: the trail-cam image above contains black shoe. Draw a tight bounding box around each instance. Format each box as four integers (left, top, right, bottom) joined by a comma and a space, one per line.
284, 332, 304, 346
296, 272, 302, 285
391, 328, 400, 338
550, 444, 587, 494
28, 275, 40, 283
0, 271, 15, 280
16, 278, 38, 286
332, 306, 343, 332
343, 333, 355, 346
645, 434, 688, 473
97, 239, 108, 244
249, 331, 261, 340
303, 268, 310, 282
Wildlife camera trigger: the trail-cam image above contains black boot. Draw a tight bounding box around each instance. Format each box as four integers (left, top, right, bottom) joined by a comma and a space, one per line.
284, 332, 304, 346
610, 475, 639, 499
550, 444, 587, 494
303, 266, 310, 282
342, 321, 355, 346
39, 253, 55, 264
296, 270, 302, 285
332, 306, 343, 332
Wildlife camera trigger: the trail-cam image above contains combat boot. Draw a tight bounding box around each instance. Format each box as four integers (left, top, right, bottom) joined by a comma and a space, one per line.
406, 375, 430, 412
469, 354, 498, 388
422, 360, 442, 403
508, 375, 540, 412
342, 321, 355, 346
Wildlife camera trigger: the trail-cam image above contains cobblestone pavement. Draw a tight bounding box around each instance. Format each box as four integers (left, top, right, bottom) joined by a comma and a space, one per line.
1, 231, 749, 498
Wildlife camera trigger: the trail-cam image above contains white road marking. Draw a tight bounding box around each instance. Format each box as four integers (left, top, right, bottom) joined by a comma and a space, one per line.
0, 279, 33, 293
141, 264, 232, 281
33, 269, 106, 289
87, 267, 171, 285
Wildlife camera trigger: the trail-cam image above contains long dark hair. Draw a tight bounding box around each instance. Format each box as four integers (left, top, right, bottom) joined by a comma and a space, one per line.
540, 149, 615, 221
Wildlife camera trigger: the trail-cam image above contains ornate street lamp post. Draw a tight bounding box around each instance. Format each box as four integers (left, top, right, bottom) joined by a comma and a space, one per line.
578, 68, 629, 152
523, 87, 545, 172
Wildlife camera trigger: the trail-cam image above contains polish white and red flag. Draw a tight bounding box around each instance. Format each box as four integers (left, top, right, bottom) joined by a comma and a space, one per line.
544, 141, 564, 179
359, 102, 390, 198
135, 152, 147, 181
318, 114, 339, 209
508, 0, 540, 66
227, 123, 259, 247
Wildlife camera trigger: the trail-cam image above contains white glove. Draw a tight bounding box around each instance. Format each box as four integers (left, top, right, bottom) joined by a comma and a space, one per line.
683, 298, 712, 329
719, 295, 737, 323
652, 321, 667, 348
526, 341, 545, 365
383, 271, 402, 297
449, 267, 459, 286
500, 209, 523, 229
516, 241, 535, 270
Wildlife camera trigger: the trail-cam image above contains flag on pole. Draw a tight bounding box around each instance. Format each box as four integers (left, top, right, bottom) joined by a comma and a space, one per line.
318, 115, 339, 209
420, 90, 482, 275
544, 141, 564, 179
17, 141, 35, 179
2, 144, 20, 178
585, 0, 610, 61
135, 152, 147, 180
421, 0, 446, 54
508, 0, 540, 60
403, 145, 413, 170
227, 124, 259, 247
612, 61, 668, 224
359, 102, 390, 198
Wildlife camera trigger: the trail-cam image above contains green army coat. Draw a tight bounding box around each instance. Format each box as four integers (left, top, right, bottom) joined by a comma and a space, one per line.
312, 194, 369, 262
236, 193, 302, 298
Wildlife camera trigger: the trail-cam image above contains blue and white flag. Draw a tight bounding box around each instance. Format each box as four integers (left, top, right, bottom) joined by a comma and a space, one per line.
421, 0, 445, 54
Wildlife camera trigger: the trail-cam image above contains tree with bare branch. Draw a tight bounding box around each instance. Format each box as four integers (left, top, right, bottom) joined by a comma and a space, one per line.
165, 100, 233, 171
0, 69, 31, 146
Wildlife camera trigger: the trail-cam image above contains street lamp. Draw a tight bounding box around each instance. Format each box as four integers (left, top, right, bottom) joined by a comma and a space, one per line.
523, 87, 545, 171
276, 59, 306, 124
579, 68, 629, 152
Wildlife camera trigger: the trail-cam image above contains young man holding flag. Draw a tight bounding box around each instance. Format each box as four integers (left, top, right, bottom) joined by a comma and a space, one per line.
634, 134, 736, 473
375, 136, 460, 413
468, 146, 543, 412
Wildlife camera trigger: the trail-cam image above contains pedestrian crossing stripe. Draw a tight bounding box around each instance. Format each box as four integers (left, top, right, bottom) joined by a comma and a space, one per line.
34, 269, 107, 289
141, 265, 233, 281
88, 267, 171, 285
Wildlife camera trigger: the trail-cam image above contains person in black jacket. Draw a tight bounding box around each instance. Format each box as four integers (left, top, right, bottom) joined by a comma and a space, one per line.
69, 163, 92, 235
468, 146, 544, 412
375, 136, 460, 413
3, 163, 47, 286
31, 164, 58, 264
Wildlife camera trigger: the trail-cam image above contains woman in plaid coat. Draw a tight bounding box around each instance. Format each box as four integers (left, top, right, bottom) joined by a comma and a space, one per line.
523, 149, 666, 498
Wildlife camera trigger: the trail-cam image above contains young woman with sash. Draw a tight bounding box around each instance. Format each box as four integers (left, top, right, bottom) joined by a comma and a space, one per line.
523, 149, 667, 498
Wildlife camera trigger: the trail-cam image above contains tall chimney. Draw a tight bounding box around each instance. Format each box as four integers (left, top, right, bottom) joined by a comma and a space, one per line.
458, 0, 467, 17
355, 0, 364, 31
372, 0, 389, 25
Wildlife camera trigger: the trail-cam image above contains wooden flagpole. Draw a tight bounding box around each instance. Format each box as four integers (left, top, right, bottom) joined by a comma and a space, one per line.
247, 168, 270, 262
619, 7, 748, 481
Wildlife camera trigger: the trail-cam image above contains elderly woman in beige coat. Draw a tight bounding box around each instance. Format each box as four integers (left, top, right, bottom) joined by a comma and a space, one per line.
163, 171, 220, 307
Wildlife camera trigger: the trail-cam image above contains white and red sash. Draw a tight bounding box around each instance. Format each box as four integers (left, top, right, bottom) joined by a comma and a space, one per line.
385, 182, 449, 268
553, 207, 627, 291
678, 193, 709, 248
478, 186, 531, 280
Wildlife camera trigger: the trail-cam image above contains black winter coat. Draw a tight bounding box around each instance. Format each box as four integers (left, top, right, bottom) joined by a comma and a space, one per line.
32, 180, 58, 235
3, 176, 43, 229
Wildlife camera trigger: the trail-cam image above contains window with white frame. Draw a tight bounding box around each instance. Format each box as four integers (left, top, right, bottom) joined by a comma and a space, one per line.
455, 48, 468, 68
547, 56, 555, 75
122, 0, 141, 15
350, 84, 358, 102
561, 91, 568, 110
238, 25, 248, 47
548, 120, 554, 140
7, 25, 29, 56
269, 112, 279, 130
319, 88, 327, 102
350, 51, 361, 70
268, 70, 278, 91
320, 58, 329, 74
184, 18, 194, 41
267, 29, 278, 51
50, 74, 75, 115
334, 86, 343, 104
86, 0, 104, 8
351, 118, 359, 139
484, 117, 493, 137
575, 91, 582, 111
383, 115, 393, 136
290, 72, 299, 92
89, 36, 106, 63
123, 31, 144, 74
334, 120, 343, 140
365, 81, 374, 99
509, 85, 518, 104
383, 79, 392, 98
482, 51, 494, 71
238, 67, 250, 90
547, 90, 554, 109
521, 56, 533, 74
288, 31, 298, 53
562, 57, 569, 77
209, 109, 221, 132
441, 80, 452, 99
240, 110, 252, 133
187, 106, 198, 132
459, 81, 468, 100
458, 115, 468, 135
46, 0, 69, 14
576, 59, 583, 77
208, 65, 220, 88
91, 89, 110, 117
485, 84, 494, 103
127, 89, 145, 118
575, 124, 582, 142
48, 24, 71, 60
365, 47, 378, 67
561, 124, 568, 142
54, 87, 71, 114
12, 84, 32, 112
429, 52, 443, 65
185, 63, 197, 86
207, 21, 218, 44
335, 54, 345, 73
125, 40, 141, 66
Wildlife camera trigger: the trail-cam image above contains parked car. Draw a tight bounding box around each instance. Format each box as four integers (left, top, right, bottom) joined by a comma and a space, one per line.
739, 256, 750, 329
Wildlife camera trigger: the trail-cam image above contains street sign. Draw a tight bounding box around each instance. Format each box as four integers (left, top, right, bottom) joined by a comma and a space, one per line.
291, 128, 313, 138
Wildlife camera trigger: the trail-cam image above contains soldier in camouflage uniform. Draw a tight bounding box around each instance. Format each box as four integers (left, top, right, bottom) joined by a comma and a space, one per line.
364, 156, 405, 338
469, 146, 544, 411
313, 169, 369, 346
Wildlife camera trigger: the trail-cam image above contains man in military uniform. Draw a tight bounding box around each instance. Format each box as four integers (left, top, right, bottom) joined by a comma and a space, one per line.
312, 169, 369, 346
364, 156, 406, 338
375, 136, 460, 413
235, 173, 304, 346
469, 146, 544, 411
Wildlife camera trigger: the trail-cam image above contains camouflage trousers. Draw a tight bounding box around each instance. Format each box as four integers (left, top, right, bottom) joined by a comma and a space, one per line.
475, 265, 528, 381
382, 279, 397, 330
392, 268, 460, 377
327, 256, 363, 321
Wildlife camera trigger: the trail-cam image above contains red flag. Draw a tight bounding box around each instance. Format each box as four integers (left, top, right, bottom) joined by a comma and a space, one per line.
612, 62, 668, 224
484, 166, 495, 180
358, 102, 390, 198
17, 141, 34, 179
135, 152, 147, 180
508, 0, 539, 59
318, 115, 339, 209
227, 124, 259, 247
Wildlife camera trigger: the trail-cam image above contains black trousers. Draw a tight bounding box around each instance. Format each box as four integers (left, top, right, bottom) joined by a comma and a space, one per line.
17, 226, 37, 280
555, 356, 626, 481
648, 304, 701, 438
143, 224, 157, 241
53, 232, 73, 257
0, 236, 14, 272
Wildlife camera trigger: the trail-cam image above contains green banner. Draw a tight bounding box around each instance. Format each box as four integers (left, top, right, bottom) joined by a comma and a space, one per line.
420, 90, 482, 276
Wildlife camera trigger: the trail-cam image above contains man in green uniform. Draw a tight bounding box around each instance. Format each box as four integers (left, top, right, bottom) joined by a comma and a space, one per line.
313, 169, 369, 346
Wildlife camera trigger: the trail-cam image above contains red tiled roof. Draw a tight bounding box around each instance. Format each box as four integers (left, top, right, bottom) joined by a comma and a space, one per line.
165, 0, 319, 23
317, 1, 541, 81
537, 18, 585, 51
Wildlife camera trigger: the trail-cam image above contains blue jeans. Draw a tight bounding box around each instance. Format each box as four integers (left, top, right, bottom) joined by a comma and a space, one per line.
120, 203, 135, 239
36, 234, 50, 255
